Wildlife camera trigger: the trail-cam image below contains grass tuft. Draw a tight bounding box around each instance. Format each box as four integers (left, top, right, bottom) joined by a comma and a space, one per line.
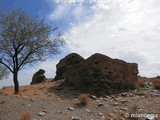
20, 112, 31, 120
78, 93, 89, 105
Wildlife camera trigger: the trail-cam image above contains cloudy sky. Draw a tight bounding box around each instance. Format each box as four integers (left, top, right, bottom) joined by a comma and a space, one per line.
0, 0, 160, 88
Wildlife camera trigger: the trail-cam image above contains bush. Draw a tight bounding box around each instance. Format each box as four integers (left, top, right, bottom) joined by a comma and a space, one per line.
152, 80, 160, 90
78, 94, 89, 105
20, 112, 31, 120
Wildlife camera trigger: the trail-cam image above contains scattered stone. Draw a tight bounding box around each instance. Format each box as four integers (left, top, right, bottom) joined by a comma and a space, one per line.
86, 109, 91, 113
98, 103, 104, 107
120, 107, 128, 111
104, 96, 111, 99
37, 112, 46, 117
90, 95, 97, 100
120, 99, 128, 104
98, 112, 104, 116
71, 116, 80, 120
31, 98, 36, 102
121, 93, 127, 97
99, 97, 103, 101
127, 93, 133, 97
58, 111, 62, 114
26, 104, 31, 107
113, 102, 119, 106
68, 107, 74, 111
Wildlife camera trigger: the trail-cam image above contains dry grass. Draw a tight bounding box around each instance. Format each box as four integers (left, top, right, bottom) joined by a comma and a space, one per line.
20, 112, 31, 120
152, 80, 160, 90
78, 94, 89, 105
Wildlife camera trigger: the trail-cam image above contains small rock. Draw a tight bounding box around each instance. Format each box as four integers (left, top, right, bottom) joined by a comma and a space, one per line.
86, 109, 91, 113
71, 116, 80, 120
98, 103, 104, 107
90, 95, 97, 100
120, 99, 128, 104
113, 102, 119, 106
37, 112, 46, 117
99, 97, 103, 101
31, 99, 36, 102
58, 111, 62, 114
120, 107, 128, 111
127, 93, 133, 97
26, 104, 31, 107
121, 93, 127, 97
98, 112, 104, 116
68, 107, 74, 111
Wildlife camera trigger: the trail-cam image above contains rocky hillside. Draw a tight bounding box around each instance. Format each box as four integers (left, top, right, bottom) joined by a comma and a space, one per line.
0, 77, 160, 120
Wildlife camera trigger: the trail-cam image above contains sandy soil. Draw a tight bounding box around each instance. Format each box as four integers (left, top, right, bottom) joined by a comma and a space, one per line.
0, 79, 160, 120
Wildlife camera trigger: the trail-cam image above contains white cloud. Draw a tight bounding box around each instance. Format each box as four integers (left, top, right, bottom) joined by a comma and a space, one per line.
65, 0, 160, 77
49, 5, 69, 21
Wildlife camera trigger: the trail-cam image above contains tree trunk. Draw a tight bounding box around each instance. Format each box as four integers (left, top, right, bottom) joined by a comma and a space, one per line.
13, 70, 19, 94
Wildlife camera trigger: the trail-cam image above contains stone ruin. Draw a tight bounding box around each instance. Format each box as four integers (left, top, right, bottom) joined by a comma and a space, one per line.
55, 53, 139, 96
30, 69, 46, 85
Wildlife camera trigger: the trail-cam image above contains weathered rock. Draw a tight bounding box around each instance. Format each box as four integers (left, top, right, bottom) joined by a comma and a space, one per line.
71, 116, 81, 120
30, 69, 46, 85
55, 53, 84, 80
98, 112, 104, 116
55, 53, 139, 96
37, 112, 46, 117
68, 107, 74, 111
90, 95, 97, 100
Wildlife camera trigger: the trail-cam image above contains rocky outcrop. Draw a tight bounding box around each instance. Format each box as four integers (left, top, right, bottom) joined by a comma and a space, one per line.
55, 53, 139, 96
55, 53, 84, 80
30, 69, 46, 85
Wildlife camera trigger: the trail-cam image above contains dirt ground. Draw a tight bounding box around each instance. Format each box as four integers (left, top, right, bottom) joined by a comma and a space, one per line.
0, 78, 160, 120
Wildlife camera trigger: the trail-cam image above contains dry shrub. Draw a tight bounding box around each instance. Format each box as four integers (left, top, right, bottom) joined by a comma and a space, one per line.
78, 94, 89, 105
20, 112, 31, 120
152, 80, 160, 90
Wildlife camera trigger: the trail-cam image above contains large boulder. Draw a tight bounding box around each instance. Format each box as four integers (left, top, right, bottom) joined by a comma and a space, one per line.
30, 69, 46, 85
55, 53, 84, 80
55, 53, 139, 96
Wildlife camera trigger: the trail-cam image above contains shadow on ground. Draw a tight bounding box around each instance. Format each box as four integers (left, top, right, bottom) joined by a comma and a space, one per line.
47, 79, 82, 99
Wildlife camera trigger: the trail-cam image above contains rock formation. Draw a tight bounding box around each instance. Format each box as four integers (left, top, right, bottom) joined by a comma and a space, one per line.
55, 53, 84, 80
30, 69, 46, 85
55, 53, 139, 96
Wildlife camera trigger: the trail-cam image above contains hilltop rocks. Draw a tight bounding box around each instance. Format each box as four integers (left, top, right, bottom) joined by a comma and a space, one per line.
55, 53, 84, 80
55, 53, 139, 96
30, 69, 46, 85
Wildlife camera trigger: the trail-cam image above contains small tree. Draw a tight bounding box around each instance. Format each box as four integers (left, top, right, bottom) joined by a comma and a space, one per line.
0, 9, 64, 94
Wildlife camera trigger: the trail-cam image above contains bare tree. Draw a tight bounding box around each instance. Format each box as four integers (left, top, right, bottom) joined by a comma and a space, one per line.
0, 64, 9, 80
0, 9, 64, 94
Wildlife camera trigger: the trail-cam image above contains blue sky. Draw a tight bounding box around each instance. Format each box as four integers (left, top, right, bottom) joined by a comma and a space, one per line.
1, 0, 160, 88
